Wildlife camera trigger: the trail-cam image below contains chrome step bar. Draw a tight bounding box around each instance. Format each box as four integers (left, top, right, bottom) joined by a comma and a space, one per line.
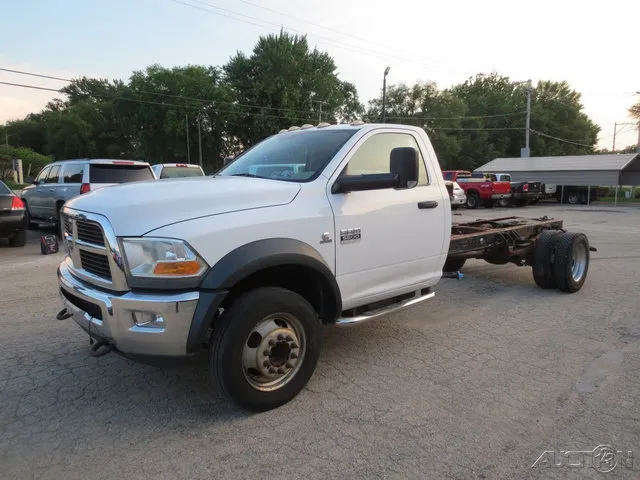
334, 290, 435, 327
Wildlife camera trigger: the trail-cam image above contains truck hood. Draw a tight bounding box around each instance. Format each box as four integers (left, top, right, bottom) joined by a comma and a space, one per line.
64, 176, 301, 236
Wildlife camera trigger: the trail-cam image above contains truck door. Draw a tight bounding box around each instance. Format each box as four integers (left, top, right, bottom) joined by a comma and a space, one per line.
326, 129, 448, 310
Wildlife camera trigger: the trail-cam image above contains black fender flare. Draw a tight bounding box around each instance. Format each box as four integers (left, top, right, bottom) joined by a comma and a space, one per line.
187, 238, 341, 353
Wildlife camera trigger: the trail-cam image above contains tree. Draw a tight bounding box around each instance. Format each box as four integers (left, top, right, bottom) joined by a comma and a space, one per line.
364, 81, 468, 169
223, 31, 364, 147
629, 100, 640, 120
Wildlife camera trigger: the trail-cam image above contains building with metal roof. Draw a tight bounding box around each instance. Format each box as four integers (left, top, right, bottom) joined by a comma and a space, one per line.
475, 153, 640, 186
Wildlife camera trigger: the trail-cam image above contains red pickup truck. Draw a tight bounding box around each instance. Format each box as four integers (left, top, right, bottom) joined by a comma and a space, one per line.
442, 170, 511, 209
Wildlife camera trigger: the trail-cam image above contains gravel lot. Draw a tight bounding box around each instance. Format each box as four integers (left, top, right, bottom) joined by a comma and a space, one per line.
1, 204, 639, 479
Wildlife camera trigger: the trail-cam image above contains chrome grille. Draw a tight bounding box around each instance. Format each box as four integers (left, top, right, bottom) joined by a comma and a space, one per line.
79, 250, 112, 280
76, 220, 105, 246
62, 210, 126, 289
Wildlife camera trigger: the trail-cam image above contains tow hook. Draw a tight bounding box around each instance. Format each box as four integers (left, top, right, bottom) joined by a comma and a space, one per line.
56, 308, 73, 320
89, 341, 113, 358
442, 271, 465, 280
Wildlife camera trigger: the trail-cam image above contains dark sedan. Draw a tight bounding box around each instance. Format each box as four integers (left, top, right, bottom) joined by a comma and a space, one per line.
0, 180, 28, 247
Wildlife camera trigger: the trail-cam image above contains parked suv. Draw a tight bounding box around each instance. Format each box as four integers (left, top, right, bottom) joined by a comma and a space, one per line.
21, 159, 155, 230
152, 163, 205, 179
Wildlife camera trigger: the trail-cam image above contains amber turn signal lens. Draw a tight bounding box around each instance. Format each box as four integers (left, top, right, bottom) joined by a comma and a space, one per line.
152, 260, 202, 276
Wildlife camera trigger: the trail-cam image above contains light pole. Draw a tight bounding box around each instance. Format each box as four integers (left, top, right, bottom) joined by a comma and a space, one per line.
382, 66, 390, 123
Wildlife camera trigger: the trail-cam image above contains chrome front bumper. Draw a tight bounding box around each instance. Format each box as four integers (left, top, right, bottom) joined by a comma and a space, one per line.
451, 193, 466, 205
57, 258, 199, 356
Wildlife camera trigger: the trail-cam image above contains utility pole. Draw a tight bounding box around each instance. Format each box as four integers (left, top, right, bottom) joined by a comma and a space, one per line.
612, 122, 617, 152
637, 121, 640, 154
313, 100, 328, 123
197, 113, 203, 167
382, 66, 390, 123
524, 79, 532, 157
185, 111, 191, 164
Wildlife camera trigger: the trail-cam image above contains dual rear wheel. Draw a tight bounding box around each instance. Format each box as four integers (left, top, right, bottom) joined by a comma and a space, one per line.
532, 230, 589, 293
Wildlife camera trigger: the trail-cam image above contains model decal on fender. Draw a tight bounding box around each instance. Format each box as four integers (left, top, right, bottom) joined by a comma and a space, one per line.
340, 227, 361, 243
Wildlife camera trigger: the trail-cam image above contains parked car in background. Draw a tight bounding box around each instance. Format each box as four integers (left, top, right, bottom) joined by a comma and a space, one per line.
152, 163, 205, 179
444, 180, 466, 210
442, 170, 511, 209
488, 173, 543, 207
21, 159, 155, 232
0, 179, 28, 247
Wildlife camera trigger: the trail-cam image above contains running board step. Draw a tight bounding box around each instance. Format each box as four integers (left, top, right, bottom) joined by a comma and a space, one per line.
334, 291, 435, 327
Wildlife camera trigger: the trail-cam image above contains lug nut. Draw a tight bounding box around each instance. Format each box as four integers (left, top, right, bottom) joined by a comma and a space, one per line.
277, 334, 284, 341
263, 360, 270, 367
290, 353, 298, 359
285, 335, 293, 341
286, 362, 293, 368
277, 368, 285, 374
268, 367, 276, 374
268, 340, 275, 346
263, 349, 270, 356
291, 343, 299, 349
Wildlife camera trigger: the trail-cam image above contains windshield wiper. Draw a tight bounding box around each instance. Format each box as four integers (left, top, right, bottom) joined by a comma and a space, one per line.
228, 173, 264, 178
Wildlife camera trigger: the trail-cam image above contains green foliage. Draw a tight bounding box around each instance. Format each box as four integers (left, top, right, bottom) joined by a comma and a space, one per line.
0, 143, 53, 178
1, 33, 603, 173
629, 100, 640, 120
224, 31, 364, 147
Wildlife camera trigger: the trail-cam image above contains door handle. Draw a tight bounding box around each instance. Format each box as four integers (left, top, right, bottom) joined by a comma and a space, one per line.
418, 201, 438, 209
48, 189, 55, 192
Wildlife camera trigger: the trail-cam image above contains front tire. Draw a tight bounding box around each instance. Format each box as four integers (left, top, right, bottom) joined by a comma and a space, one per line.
553, 232, 590, 293
209, 286, 322, 412
9, 229, 27, 247
466, 192, 479, 209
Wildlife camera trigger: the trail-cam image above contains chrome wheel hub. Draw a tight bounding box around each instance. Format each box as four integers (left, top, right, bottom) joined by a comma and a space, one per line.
242, 313, 305, 391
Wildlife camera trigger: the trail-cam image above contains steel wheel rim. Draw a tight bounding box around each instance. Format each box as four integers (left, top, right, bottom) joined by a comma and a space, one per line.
570, 242, 587, 282
242, 312, 306, 392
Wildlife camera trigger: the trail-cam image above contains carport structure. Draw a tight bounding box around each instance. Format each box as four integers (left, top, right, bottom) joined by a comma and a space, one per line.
475, 153, 640, 204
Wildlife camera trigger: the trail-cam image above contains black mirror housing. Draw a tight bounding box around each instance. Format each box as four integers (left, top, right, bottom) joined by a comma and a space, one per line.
223, 156, 234, 166
332, 173, 399, 194
390, 147, 419, 189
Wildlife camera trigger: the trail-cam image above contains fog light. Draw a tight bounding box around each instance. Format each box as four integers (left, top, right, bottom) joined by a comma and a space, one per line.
131, 311, 165, 329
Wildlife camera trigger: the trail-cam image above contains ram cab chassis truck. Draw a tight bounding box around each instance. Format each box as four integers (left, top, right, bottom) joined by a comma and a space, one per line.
56, 122, 594, 411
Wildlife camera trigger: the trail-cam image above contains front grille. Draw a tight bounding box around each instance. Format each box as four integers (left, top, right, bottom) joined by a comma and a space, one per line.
64, 216, 72, 235
60, 288, 103, 320
76, 220, 105, 246
80, 250, 112, 280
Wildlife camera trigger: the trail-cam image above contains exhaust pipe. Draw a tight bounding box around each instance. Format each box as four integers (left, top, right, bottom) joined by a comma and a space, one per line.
56, 308, 73, 320
442, 271, 464, 280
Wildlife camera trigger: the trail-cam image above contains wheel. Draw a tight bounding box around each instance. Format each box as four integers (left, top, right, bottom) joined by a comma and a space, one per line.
443, 256, 466, 272
532, 230, 563, 289
209, 286, 322, 412
553, 232, 590, 293
9, 229, 27, 247
498, 198, 509, 208
530, 198, 539, 205
466, 192, 479, 209
567, 193, 579, 205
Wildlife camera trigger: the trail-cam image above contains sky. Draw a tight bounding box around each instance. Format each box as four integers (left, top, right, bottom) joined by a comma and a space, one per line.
1, 0, 639, 150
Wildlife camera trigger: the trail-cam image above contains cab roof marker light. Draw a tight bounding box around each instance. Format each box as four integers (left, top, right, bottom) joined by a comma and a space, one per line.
300, 124, 314, 129
288, 126, 300, 131
317, 122, 331, 128
278, 129, 288, 134
350, 120, 365, 126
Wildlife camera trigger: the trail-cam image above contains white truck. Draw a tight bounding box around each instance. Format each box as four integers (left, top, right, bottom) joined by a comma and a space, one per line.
56, 122, 594, 412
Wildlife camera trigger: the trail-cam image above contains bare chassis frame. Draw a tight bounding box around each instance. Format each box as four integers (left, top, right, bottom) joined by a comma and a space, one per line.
446, 216, 567, 269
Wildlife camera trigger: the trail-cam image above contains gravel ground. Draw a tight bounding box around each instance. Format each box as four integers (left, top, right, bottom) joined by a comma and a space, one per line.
1, 204, 639, 479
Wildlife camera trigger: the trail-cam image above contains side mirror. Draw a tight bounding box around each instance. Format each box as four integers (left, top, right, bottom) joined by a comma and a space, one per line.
223, 156, 234, 166
331, 173, 399, 194
390, 147, 419, 189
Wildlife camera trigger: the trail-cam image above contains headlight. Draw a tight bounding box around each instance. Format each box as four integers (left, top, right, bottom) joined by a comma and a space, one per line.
119, 237, 208, 289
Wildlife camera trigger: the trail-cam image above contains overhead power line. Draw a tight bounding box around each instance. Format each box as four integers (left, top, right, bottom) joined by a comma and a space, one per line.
169, 0, 471, 76
530, 129, 594, 148
1, 67, 528, 122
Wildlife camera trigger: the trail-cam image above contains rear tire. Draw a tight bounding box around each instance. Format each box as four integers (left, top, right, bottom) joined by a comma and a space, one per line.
498, 198, 509, 208
9, 229, 27, 247
532, 230, 563, 289
466, 192, 479, 209
553, 232, 590, 293
209, 286, 322, 412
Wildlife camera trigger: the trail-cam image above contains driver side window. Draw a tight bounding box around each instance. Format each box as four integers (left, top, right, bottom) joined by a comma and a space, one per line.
35, 166, 51, 184
343, 132, 429, 185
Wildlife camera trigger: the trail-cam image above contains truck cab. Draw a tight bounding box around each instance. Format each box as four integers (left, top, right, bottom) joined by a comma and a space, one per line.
56, 123, 452, 411
442, 170, 511, 209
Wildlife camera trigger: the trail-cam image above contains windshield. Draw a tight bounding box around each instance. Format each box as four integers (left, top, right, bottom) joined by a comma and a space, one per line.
160, 166, 204, 178
217, 128, 358, 182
